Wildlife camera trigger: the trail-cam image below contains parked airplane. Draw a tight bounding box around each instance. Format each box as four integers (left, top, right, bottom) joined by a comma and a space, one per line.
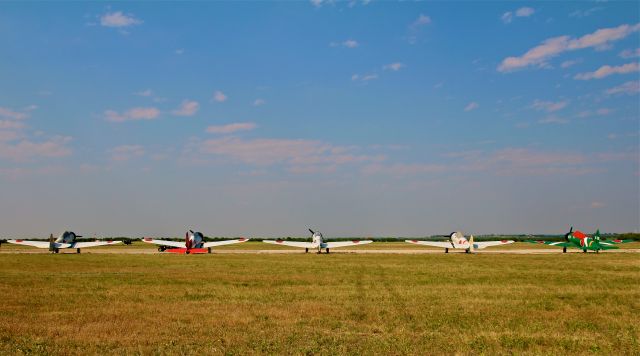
263, 229, 373, 253
526, 227, 633, 253
142, 229, 248, 254
7, 231, 121, 253
405, 231, 514, 253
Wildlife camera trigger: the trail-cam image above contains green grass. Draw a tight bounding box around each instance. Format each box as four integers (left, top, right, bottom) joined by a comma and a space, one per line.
0, 253, 638, 354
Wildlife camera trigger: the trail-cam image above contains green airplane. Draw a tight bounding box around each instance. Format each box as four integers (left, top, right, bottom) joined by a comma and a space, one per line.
527, 227, 634, 253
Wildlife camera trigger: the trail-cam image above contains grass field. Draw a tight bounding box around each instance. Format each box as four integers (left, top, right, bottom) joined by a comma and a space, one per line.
1, 253, 638, 354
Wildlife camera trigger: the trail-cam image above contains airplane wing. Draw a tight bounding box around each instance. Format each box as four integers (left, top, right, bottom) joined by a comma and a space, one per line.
325, 240, 373, 248
73, 240, 122, 249
203, 238, 249, 248
405, 240, 454, 248
7, 240, 72, 249
525, 240, 574, 247
599, 239, 634, 246
263, 240, 316, 248
141, 238, 185, 248
473, 240, 514, 249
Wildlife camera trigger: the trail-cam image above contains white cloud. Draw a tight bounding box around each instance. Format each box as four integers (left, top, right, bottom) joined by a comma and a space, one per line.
213, 90, 227, 102
531, 99, 568, 112
498, 23, 640, 72
100, 11, 142, 28
383, 62, 405, 71
109, 145, 144, 162
253, 99, 266, 106
619, 48, 640, 58
172, 100, 199, 116
516, 7, 535, 17
574, 62, 639, 80
206, 122, 257, 134
604, 81, 639, 95
464, 102, 479, 111
502, 7, 535, 24
569, 7, 603, 18
105, 107, 160, 122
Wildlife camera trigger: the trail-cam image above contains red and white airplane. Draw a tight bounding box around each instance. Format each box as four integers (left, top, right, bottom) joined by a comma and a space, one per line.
142, 229, 248, 254
7, 231, 121, 253
406, 231, 514, 253
263, 229, 373, 254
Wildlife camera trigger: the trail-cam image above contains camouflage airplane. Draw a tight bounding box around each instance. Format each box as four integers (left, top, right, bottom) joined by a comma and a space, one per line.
526, 227, 633, 253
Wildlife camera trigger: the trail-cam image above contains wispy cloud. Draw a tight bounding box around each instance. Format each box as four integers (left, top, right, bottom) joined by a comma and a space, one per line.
206, 122, 257, 134
569, 7, 603, 18
604, 80, 639, 95
100, 11, 142, 28
213, 90, 227, 102
531, 99, 568, 112
109, 145, 144, 162
330, 39, 359, 48
134, 89, 153, 97
560, 59, 581, 68
0, 107, 29, 120
172, 100, 199, 116
619, 48, 640, 59
383, 62, 405, 71
464, 102, 479, 111
105, 107, 160, 122
252, 99, 266, 107
351, 73, 378, 82
574, 62, 639, 80
502, 7, 535, 24
411, 14, 431, 28
538, 116, 569, 125
0, 136, 72, 162
498, 23, 640, 72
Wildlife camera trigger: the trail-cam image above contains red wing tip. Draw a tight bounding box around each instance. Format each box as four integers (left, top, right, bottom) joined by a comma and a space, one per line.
352, 240, 360, 243
411, 240, 418, 243
15, 239, 23, 242
143, 237, 152, 241
108, 240, 113, 243
536, 241, 544, 244
501, 240, 508, 243
613, 239, 622, 243
239, 238, 247, 242
276, 240, 283, 243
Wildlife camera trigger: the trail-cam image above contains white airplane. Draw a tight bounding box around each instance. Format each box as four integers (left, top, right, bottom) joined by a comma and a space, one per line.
263, 229, 373, 254
7, 231, 121, 253
142, 229, 249, 254
406, 231, 514, 253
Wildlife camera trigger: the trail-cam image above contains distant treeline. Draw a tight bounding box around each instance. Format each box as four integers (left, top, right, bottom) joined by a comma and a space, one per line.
1, 233, 639, 244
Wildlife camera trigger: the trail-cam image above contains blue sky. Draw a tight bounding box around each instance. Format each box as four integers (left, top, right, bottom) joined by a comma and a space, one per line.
0, 2, 638, 238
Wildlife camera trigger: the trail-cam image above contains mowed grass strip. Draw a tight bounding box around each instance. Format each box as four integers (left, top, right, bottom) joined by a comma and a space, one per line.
0, 254, 638, 354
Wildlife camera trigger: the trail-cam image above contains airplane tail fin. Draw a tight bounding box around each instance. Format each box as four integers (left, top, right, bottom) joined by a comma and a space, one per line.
469, 234, 475, 252
594, 229, 601, 241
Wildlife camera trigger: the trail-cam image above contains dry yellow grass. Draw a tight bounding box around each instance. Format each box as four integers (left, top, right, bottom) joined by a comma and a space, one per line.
0, 253, 638, 354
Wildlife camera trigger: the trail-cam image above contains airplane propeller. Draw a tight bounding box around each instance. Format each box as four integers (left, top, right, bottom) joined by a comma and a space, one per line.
564, 226, 573, 241
309, 229, 315, 235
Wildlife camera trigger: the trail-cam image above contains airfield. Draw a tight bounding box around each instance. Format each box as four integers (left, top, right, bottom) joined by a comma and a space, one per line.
1, 242, 639, 354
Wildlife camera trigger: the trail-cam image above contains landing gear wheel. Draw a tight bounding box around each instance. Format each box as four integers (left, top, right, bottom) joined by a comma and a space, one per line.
158, 247, 163, 252
326, 248, 330, 254
445, 248, 449, 254
305, 248, 309, 253
208, 247, 212, 254
465, 248, 470, 254
54, 248, 59, 254
185, 250, 190, 255
76, 248, 81, 254
563, 247, 567, 253
583, 249, 587, 253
